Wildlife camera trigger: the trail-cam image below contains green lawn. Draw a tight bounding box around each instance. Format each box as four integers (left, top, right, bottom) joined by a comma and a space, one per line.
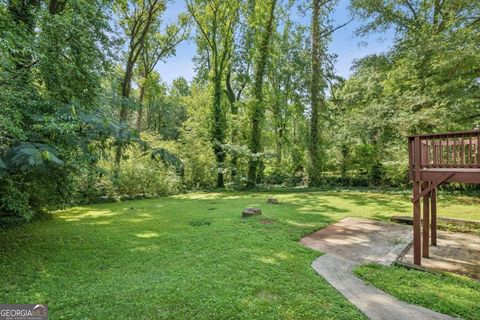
355, 264, 480, 320
0, 190, 479, 319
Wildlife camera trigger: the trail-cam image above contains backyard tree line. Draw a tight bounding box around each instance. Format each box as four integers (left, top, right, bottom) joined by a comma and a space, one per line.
0, 0, 479, 221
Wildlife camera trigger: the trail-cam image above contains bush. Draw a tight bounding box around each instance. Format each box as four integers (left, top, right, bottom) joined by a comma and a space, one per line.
264, 170, 289, 185
383, 162, 409, 187
98, 145, 182, 198
110, 161, 181, 197
322, 175, 369, 187
0, 178, 33, 221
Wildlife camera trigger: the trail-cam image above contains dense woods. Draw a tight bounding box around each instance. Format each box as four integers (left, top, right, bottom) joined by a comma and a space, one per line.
1, 0, 479, 222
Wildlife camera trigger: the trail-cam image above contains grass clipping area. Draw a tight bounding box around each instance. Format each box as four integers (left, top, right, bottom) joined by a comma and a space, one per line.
355, 264, 480, 320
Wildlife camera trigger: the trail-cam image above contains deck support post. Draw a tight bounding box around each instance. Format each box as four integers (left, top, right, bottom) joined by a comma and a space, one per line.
413, 181, 422, 265
408, 130, 480, 266
431, 187, 437, 246
422, 182, 430, 258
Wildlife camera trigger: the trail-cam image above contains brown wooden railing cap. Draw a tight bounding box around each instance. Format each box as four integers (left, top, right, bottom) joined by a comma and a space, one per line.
408, 129, 480, 139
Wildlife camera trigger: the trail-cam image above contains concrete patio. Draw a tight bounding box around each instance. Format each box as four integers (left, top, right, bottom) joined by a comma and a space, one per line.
399, 229, 480, 280
301, 217, 457, 320
300, 217, 412, 265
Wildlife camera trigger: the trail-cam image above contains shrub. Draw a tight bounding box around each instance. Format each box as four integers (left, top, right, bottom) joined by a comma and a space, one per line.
383, 162, 409, 187
0, 178, 33, 221
98, 145, 182, 198
110, 160, 181, 197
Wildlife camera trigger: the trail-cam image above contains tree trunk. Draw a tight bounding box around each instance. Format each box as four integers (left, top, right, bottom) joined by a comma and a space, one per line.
114, 54, 135, 174
308, 0, 324, 187
48, 0, 66, 14
247, 0, 277, 188
225, 70, 238, 180
212, 72, 226, 188
276, 124, 283, 167
136, 79, 146, 130
271, 83, 284, 169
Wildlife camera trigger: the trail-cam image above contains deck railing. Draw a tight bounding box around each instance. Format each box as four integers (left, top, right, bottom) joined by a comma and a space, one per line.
409, 130, 480, 177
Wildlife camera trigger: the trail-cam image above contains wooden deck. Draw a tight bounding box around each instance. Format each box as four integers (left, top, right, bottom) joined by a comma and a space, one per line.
408, 130, 480, 266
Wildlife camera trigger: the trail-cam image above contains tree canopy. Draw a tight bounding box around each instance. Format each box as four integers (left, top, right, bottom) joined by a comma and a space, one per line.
1, 0, 478, 221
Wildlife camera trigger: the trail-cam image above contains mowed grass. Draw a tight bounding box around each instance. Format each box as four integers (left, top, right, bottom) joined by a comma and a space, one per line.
0, 190, 479, 319
355, 264, 480, 320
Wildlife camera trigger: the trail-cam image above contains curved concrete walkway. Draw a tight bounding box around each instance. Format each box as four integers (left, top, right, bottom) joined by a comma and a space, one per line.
302, 218, 457, 320
312, 254, 456, 320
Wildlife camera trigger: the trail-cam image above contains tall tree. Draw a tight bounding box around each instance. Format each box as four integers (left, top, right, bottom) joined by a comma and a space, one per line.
308, 0, 348, 186
114, 0, 166, 171
308, 0, 326, 186
187, 0, 240, 188
136, 13, 189, 129
0, 0, 114, 218
246, 0, 277, 187
224, 0, 255, 180
268, 20, 309, 174
351, 0, 480, 130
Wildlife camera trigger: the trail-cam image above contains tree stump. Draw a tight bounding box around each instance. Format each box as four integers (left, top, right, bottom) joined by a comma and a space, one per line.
242, 208, 262, 218
267, 197, 279, 204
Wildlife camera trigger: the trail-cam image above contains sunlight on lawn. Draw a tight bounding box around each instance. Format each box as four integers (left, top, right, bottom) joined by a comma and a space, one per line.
135, 231, 160, 238
285, 220, 317, 228
59, 209, 118, 219
1, 190, 478, 320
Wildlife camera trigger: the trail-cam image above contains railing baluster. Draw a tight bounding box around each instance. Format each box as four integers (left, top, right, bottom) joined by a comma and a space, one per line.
409, 130, 480, 171
425, 139, 430, 168
439, 136, 443, 166
453, 137, 457, 166
469, 135, 473, 167
446, 136, 450, 167
477, 132, 480, 167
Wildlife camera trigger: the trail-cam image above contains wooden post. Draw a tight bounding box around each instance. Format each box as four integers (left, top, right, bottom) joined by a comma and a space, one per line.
414, 137, 421, 181
431, 187, 437, 246
408, 131, 480, 264
413, 136, 422, 265
422, 182, 430, 258
413, 181, 422, 265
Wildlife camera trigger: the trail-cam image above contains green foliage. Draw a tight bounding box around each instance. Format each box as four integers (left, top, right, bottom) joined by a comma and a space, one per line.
383, 162, 409, 187
351, 1, 479, 129
145, 76, 189, 139
247, 0, 278, 187
98, 144, 182, 198
177, 85, 216, 189
328, 0, 480, 186
0, 0, 114, 219
0, 178, 32, 221
151, 147, 184, 175
5, 143, 64, 171
350, 144, 380, 183
0, 0, 478, 223
107, 159, 181, 197
188, 0, 241, 187
37, 0, 111, 105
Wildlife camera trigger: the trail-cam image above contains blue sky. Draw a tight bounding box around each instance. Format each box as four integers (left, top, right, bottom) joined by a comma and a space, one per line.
156, 0, 395, 84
